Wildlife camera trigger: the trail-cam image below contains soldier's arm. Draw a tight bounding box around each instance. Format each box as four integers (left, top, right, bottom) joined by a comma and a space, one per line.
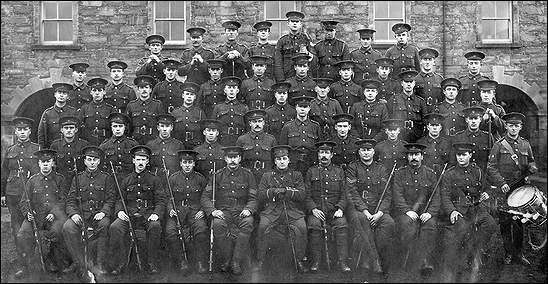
378, 165, 392, 213
279, 124, 289, 145
153, 175, 166, 219
257, 173, 272, 202
391, 170, 410, 213
37, 111, 48, 148
1, 151, 9, 196
274, 39, 285, 82
135, 57, 151, 76
486, 143, 506, 187
427, 171, 441, 216
65, 175, 79, 217
51, 175, 68, 218
244, 171, 258, 214
287, 171, 306, 202
413, 47, 420, 72
345, 164, 367, 211
200, 176, 215, 216
19, 179, 32, 216
303, 168, 318, 212
114, 176, 128, 216
101, 174, 116, 218
440, 172, 456, 216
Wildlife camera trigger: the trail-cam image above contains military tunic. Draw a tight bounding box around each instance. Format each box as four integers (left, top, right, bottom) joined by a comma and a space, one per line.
416, 135, 451, 173
215, 41, 250, 79
330, 79, 364, 114
180, 46, 216, 85
376, 76, 401, 102
265, 103, 296, 142
350, 47, 383, 84
248, 42, 276, 80
414, 71, 444, 112
240, 75, 275, 110
452, 129, 494, 170
99, 135, 139, 175
68, 83, 92, 110
212, 100, 249, 146
50, 137, 90, 184
458, 73, 489, 107
199, 79, 225, 118
286, 75, 316, 103
152, 79, 185, 114
387, 92, 427, 142
329, 134, 360, 168
350, 100, 389, 140
312, 38, 350, 80
374, 139, 408, 171
171, 104, 206, 149
279, 118, 322, 176
136, 54, 167, 83
193, 141, 226, 177
78, 101, 116, 145
274, 31, 313, 82
146, 136, 185, 175
309, 97, 343, 138
236, 131, 277, 182
105, 82, 137, 114
37, 104, 78, 149
384, 43, 420, 78
126, 98, 164, 145
435, 100, 466, 136
478, 102, 506, 141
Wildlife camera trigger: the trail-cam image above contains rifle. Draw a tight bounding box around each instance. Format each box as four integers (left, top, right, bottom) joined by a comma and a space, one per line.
208, 162, 216, 273
22, 181, 46, 272
319, 170, 331, 271
110, 161, 143, 271
74, 158, 89, 271
273, 175, 299, 272
162, 158, 188, 264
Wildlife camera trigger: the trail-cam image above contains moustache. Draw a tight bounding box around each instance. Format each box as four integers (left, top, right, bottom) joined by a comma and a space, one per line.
411, 159, 419, 163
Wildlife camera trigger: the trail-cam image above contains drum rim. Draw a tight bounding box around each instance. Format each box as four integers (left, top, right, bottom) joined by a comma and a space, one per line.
507, 185, 538, 207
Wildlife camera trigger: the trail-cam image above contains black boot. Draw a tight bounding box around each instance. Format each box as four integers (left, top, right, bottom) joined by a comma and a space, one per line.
420, 258, 434, 276
309, 231, 322, 272
338, 259, 351, 272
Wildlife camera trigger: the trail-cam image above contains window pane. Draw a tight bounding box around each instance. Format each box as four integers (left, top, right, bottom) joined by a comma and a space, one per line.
496, 1, 509, 17
270, 21, 282, 40
482, 20, 496, 39
280, 1, 295, 14
389, 1, 403, 18
156, 21, 169, 38
155, 1, 170, 19
58, 2, 72, 19
43, 21, 57, 41
374, 21, 390, 41
170, 21, 185, 41
482, 1, 495, 18
265, 1, 280, 19
171, 1, 185, 18
44, 2, 57, 19
375, 2, 388, 18
495, 19, 509, 39
59, 21, 72, 41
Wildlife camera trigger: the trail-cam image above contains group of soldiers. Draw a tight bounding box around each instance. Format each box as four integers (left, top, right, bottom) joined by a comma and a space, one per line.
1, 10, 540, 283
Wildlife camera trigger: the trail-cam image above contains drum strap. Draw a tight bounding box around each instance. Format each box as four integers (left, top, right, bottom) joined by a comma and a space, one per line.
500, 139, 520, 167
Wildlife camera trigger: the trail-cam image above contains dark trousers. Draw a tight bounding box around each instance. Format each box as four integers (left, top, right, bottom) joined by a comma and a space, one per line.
212, 209, 254, 265
17, 214, 67, 268
499, 211, 525, 257
165, 209, 208, 264
395, 214, 438, 264
62, 217, 110, 267
257, 214, 307, 261
6, 195, 24, 246
307, 214, 348, 262
108, 217, 162, 265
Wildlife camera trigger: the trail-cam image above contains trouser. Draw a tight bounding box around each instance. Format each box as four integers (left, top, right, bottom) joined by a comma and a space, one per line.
257, 214, 307, 262
396, 214, 438, 264
212, 209, 254, 265
109, 217, 162, 266
62, 216, 110, 268
499, 211, 525, 258
17, 215, 67, 269
165, 209, 208, 264
306, 215, 348, 263
6, 195, 24, 248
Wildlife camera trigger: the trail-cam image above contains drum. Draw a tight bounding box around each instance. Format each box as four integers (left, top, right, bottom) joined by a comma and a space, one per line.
507, 185, 547, 226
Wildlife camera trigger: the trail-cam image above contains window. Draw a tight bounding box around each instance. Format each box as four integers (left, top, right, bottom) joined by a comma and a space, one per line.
153, 1, 189, 44
481, 1, 512, 43
373, 1, 405, 43
264, 1, 296, 42
41, 1, 76, 45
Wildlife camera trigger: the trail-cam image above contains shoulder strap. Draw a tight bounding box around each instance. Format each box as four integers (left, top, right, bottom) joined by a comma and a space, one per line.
500, 139, 520, 167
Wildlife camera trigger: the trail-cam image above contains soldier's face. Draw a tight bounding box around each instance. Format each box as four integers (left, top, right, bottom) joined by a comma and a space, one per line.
288, 20, 302, 31
401, 80, 415, 92
294, 64, 309, 76
257, 29, 270, 40
225, 155, 241, 169
318, 149, 333, 165
274, 91, 288, 104
84, 156, 100, 171
296, 105, 310, 117
275, 156, 290, 169
61, 125, 77, 139
443, 86, 458, 101
138, 85, 152, 100
377, 66, 391, 78
407, 152, 423, 166
54, 91, 68, 103
358, 147, 375, 162
250, 118, 265, 132
110, 68, 124, 81
91, 88, 105, 102
456, 152, 472, 166
73, 71, 86, 82
395, 32, 409, 44
203, 128, 219, 142
191, 35, 203, 47
38, 158, 54, 174
468, 60, 481, 74
335, 122, 350, 137
339, 68, 353, 80
364, 88, 378, 102
224, 85, 239, 100
252, 63, 266, 76
111, 122, 126, 137
420, 57, 435, 72
180, 159, 195, 173
149, 43, 163, 54
427, 123, 442, 137
164, 67, 177, 80
209, 68, 223, 80
360, 37, 372, 48
133, 155, 149, 172
225, 28, 238, 41
324, 29, 336, 40
15, 127, 31, 142
506, 122, 522, 137
315, 86, 329, 98
480, 90, 495, 103
182, 91, 196, 105
157, 123, 173, 139
385, 128, 400, 140
466, 116, 481, 130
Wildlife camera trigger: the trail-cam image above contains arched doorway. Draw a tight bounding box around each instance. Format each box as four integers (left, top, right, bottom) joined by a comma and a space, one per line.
495, 84, 539, 140
13, 88, 56, 143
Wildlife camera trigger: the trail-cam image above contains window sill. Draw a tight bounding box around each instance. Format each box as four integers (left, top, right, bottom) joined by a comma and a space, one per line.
162, 44, 191, 50
31, 44, 82, 50
475, 41, 523, 49
372, 43, 395, 49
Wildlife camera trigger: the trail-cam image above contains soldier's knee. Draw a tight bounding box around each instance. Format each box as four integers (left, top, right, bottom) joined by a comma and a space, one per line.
239, 216, 254, 232
148, 220, 161, 232
332, 216, 348, 229
62, 219, 79, 234
306, 216, 322, 230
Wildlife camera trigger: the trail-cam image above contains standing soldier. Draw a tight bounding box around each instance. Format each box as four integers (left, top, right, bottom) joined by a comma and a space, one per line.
50, 116, 90, 185
99, 113, 138, 176
330, 60, 364, 114
286, 54, 317, 103
145, 114, 185, 176
67, 63, 91, 110
452, 106, 494, 170
216, 21, 250, 79
350, 79, 389, 140
458, 51, 489, 107
180, 27, 215, 86
265, 82, 296, 141
62, 146, 115, 277
105, 60, 136, 114
279, 95, 322, 176
309, 77, 343, 138
274, 11, 314, 82
136, 34, 166, 83
374, 58, 401, 102
171, 82, 206, 149
126, 75, 164, 145
236, 109, 277, 183
392, 143, 439, 275
109, 145, 166, 275
435, 78, 466, 137
414, 48, 444, 112
477, 80, 506, 141
384, 23, 420, 78
200, 146, 257, 275
240, 55, 275, 110
1, 117, 40, 265
329, 113, 360, 169
248, 21, 276, 80
193, 119, 226, 177
304, 141, 351, 272
16, 149, 68, 277
374, 119, 408, 171
38, 83, 78, 149
417, 113, 451, 173
487, 112, 538, 266
350, 29, 383, 85
199, 59, 226, 118
255, 145, 309, 272
152, 59, 185, 114
212, 76, 249, 146
312, 21, 350, 80
165, 150, 209, 274
79, 78, 115, 146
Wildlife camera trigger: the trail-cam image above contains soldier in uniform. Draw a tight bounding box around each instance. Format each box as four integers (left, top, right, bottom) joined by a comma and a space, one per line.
193, 119, 226, 177
346, 139, 393, 273
330, 60, 364, 113
477, 79, 506, 141
68, 63, 92, 110
487, 112, 538, 266
435, 78, 466, 137
145, 114, 185, 176
392, 143, 439, 275
309, 77, 343, 138
387, 70, 427, 142
417, 113, 451, 173
99, 113, 139, 176
109, 145, 166, 275
374, 119, 408, 171
240, 55, 275, 110
255, 145, 309, 273
274, 11, 314, 82
452, 106, 494, 170
236, 110, 277, 183
79, 78, 115, 146
279, 95, 322, 177
38, 83, 78, 149
374, 58, 401, 102
50, 116, 90, 185
15, 149, 68, 277
312, 21, 350, 80
165, 150, 209, 274
212, 76, 249, 146
458, 51, 489, 107
179, 27, 215, 86
152, 59, 185, 114
265, 81, 296, 141
215, 21, 250, 79
440, 142, 497, 282
136, 34, 166, 83
126, 75, 164, 145
171, 82, 206, 149
62, 146, 115, 277
304, 141, 351, 272
350, 79, 389, 140
414, 48, 444, 112
1, 117, 40, 263
248, 21, 276, 80
105, 60, 136, 114
199, 59, 226, 118
329, 113, 360, 169
286, 53, 317, 103
384, 23, 420, 79
200, 146, 257, 275
350, 28, 383, 85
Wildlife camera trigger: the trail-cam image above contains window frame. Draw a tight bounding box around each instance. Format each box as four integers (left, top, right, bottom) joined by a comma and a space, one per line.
479, 1, 513, 44
371, 1, 406, 45
152, 1, 190, 45
39, 1, 78, 46
264, 1, 297, 44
